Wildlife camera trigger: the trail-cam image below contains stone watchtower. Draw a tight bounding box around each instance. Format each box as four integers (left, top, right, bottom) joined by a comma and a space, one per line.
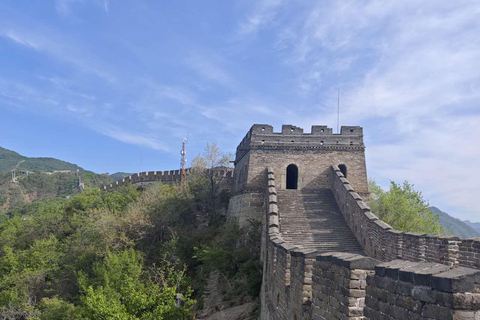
227, 124, 368, 225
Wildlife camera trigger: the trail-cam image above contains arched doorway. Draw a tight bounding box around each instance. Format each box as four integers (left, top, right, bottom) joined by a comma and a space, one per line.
286, 164, 298, 189
339, 164, 347, 178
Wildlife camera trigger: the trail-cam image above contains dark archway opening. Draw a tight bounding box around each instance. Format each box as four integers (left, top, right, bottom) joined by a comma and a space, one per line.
339, 164, 347, 178
286, 164, 298, 189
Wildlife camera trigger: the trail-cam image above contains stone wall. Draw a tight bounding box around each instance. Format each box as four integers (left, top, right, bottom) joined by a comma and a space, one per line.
329, 165, 480, 269
227, 191, 264, 226
102, 167, 233, 192
261, 167, 480, 319
312, 253, 378, 319
365, 260, 480, 320
261, 167, 380, 320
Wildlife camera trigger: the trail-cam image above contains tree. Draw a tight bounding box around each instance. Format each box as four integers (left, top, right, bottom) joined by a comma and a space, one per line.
78, 248, 195, 320
190, 143, 232, 225
369, 180, 444, 234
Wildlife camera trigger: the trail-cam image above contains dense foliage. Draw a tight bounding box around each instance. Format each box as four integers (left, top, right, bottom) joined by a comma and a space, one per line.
0, 145, 261, 319
0, 147, 80, 172
0, 171, 113, 214
369, 180, 444, 234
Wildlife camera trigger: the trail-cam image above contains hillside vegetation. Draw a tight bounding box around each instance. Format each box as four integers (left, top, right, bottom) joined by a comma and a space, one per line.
0, 144, 261, 319
0, 147, 114, 213
110, 172, 132, 181
0, 147, 80, 172
430, 206, 480, 238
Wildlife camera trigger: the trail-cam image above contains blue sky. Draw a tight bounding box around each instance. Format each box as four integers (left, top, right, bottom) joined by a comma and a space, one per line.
1, 0, 480, 221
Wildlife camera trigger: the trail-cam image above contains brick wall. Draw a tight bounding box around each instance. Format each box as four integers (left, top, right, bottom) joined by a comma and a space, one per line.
329, 165, 480, 269
261, 167, 480, 319
102, 167, 233, 191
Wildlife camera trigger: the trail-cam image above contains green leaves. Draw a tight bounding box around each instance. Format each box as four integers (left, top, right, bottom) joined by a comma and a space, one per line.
79, 249, 194, 320
369, 180, 444, 234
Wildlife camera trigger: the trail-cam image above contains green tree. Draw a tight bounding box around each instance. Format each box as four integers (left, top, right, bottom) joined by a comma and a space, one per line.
369, 180, 444, 234
190, 142, 232, 225
78, 248, 195, 320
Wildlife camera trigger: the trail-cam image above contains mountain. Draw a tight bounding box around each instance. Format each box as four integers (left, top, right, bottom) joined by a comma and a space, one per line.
430, 206, 480, 238
110, 172, 132, 181
464, 221, 480, 235
0, 147, 79, 172
0, 146, 113, 213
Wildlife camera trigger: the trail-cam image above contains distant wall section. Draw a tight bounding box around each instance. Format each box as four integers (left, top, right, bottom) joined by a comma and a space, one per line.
102, 168, 233, 191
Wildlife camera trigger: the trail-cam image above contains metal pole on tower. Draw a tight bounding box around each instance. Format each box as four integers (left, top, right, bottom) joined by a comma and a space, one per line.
180, 138, 187, 188
337, 89, 340, 134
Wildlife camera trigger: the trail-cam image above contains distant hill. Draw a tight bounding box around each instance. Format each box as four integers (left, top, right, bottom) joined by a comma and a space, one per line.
110, 172, 132, 181
0, 147, 79, 172
0, 146, 113, 213
464, 221, 480, 235
430, 206, 480, 238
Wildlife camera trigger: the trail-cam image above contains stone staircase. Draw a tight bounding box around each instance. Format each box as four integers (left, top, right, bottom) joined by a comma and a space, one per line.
276, 188, 364, 253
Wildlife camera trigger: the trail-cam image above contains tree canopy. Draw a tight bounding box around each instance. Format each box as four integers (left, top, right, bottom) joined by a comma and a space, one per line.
369, 180, 444, 234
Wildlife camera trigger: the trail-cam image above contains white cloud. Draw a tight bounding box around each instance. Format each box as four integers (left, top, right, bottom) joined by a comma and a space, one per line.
236, 0, 284, 38
185, 53, 233, 88
97, 126, 170, 152
0, 27, 116, 83
271, 0, 480, 219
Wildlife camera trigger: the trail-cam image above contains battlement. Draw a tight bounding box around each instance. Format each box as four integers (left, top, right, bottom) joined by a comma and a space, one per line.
102, 167, 234, 191
235, 124, 364, 164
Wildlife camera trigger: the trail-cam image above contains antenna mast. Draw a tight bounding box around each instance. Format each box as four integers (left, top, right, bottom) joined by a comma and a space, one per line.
337, 89, 340, 134
180, 138, 187, 188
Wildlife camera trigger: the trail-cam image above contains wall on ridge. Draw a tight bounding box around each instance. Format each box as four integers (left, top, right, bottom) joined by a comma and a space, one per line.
329, 165, 480, 269
102, 168, 233, 191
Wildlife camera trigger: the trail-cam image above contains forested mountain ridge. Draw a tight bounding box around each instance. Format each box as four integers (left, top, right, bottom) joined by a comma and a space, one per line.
465, 220, 480, 235
430, 206, 480, 238
0, 146, 114, 213
0, 147, 80, 172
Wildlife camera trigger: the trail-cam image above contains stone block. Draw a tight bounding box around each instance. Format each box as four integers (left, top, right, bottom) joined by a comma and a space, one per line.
432, 267, 480, 293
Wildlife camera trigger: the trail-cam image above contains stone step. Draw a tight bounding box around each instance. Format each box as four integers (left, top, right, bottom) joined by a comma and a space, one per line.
276, 188, 363, 254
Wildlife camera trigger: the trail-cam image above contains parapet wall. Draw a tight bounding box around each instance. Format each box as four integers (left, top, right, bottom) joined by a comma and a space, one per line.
235, 124, 364, 165
261, 167, 480, 320
102, 168, 234, 191
329, 165, 480, 269
365, 260, 480, 320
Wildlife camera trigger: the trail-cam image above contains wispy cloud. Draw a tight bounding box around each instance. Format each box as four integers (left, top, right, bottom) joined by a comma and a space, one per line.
97, 126, 170, 152
0, 27, 116, 83
185, 53, 234, 88
236, 0, 284, 38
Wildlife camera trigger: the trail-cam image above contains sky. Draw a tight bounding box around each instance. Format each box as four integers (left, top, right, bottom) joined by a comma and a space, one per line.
0, 0, 480, 221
